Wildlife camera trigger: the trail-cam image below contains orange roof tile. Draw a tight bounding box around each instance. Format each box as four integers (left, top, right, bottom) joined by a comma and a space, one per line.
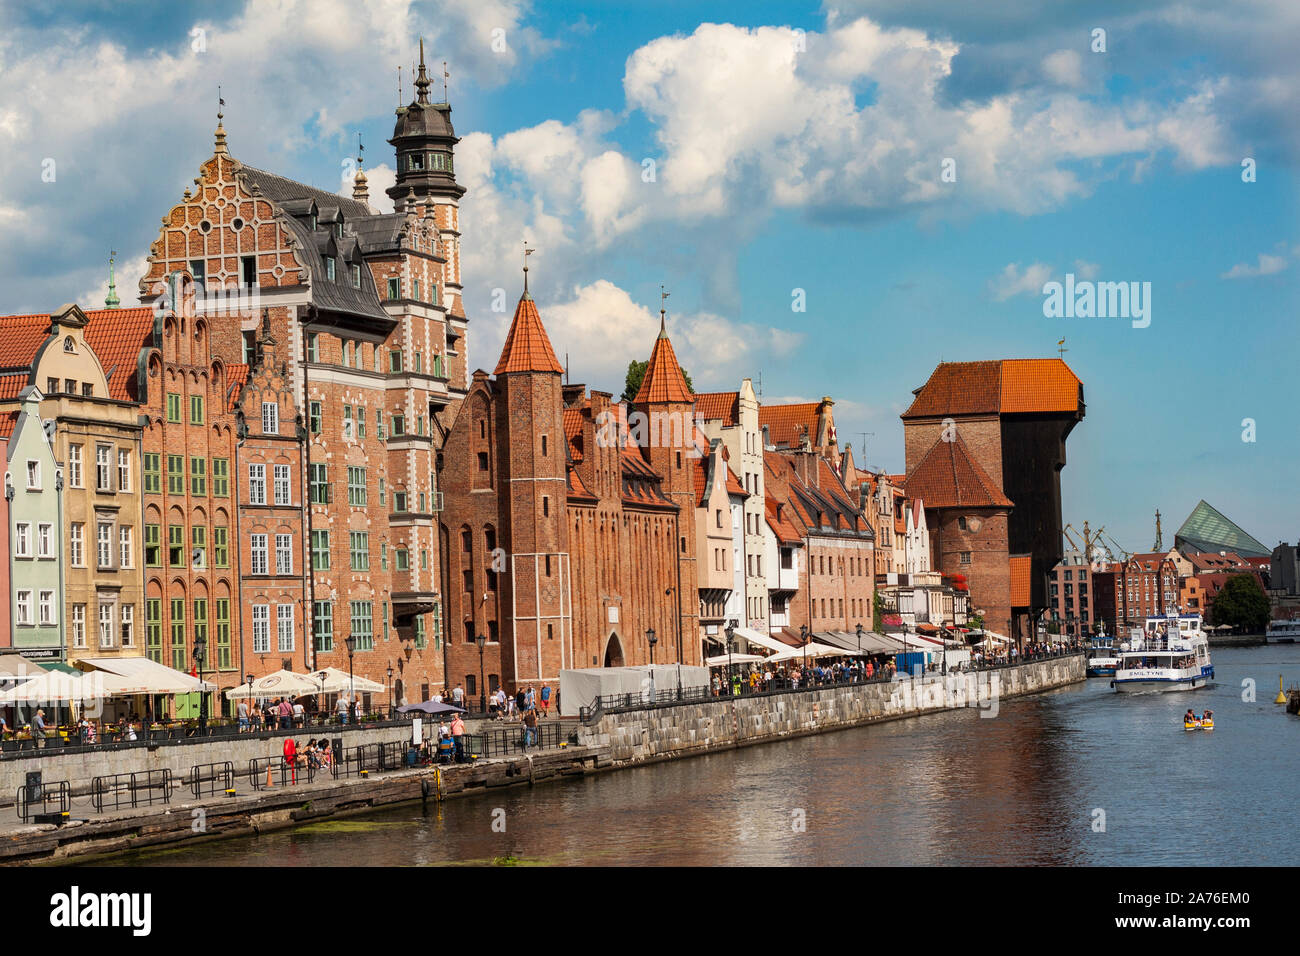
0, 373, 28, 400
0, 314, 54, 370
633, 327, 692, 404
82, 308, 155, 402
0, 409, 19, 439
694, 391, 739, 424
225, 363, 250, 411
759, 402, 819, 447
765, 496, 802, 545
902, 359, 1081, 418
905, 436, 1013, 510
563, 407, 586, 462
1009, 555, 1032, 607
494, 294, 563, 376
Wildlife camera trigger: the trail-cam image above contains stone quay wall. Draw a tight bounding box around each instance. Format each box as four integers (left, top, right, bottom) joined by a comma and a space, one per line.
579, 654, 1086, 765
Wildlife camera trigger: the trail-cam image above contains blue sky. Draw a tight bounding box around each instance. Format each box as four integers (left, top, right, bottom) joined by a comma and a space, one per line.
0, 0, 1295, 552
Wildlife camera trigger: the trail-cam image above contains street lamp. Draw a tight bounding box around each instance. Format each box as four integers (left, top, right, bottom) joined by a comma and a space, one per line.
799, 623, 810, 677
855, 622, 865, 684
475, 633, 487, 714
646, 628, 657, 702
344, 635, 356, 724
724, 621, 735, 694
386, 664, 394, 715
192, 632, 208, 734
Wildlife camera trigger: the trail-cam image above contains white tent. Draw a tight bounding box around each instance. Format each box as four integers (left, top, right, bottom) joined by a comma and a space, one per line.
0, 670, 140, 704
732, 627, 793, 655
224, 669, 323, 700
309, 667, 386, 695
76, 656, 215, 694
765, 642, 853, 663
704, 653, 765, 667
558, 664, 710, 718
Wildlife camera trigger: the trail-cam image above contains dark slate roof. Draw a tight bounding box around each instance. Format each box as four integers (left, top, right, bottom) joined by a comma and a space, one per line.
280, 215, 390, 323
238, 165, 372, 219
393, 101, 455, 141
350, 214, 407, 254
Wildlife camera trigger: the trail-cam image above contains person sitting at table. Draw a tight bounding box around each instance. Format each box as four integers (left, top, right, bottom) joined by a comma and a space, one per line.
305, 738, 322, 769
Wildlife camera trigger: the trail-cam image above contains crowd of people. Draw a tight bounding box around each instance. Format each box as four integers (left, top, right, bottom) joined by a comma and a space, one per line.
234, 694, 367, 732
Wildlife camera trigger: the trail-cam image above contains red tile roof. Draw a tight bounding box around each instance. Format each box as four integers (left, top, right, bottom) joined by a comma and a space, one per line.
225, 363, 249, 411
81, 308, 155, 402
0, 373, 28, 400
563, 407, 585, 462
0, 314, 54, 370
0, 409, 19, 439
765, 496, 802, 545
694, 391, 739, 424
494, 294, 563, 376
759, 402, 819, 447
902, 359, 1081, 418
633, 328, 692, 404
1009, 555, 1032, 607
905, 436, 1013, 510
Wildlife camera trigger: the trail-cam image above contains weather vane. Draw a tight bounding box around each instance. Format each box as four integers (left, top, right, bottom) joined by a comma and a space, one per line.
443, 60, 450, 102
1057, 336, 1068, 359
523, 241, 535, 292
217, 84, 224, 121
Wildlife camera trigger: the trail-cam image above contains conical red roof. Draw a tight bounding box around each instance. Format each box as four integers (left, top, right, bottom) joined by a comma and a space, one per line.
634, 326, 692, 404
494, 293, 563, 376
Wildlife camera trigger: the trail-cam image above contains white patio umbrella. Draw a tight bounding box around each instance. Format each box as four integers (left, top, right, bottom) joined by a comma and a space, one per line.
224, 669, 323, 700
0, 670, 140, 704
705, 653, 765, 667
309, 666, 386, 695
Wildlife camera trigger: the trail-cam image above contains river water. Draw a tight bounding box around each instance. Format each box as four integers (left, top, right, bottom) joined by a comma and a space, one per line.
102, 646, 1300, 866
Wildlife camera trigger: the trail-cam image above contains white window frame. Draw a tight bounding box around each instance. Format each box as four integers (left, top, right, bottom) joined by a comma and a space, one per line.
69, 522, 83, 567
119, 525, 133, 568
277, 604, 295, 653
38, 590, 54, 626
97, 521, 113, 569
250, 534, 268, 575
262, 402, 279, 435
72, 604, 86, 648
273, 464, 291, 505
98, 602, 115, 648
26, 460, 40, 490
14, 522, 30, 557
117, 448, 131, 492
249, 464, 266, 505
95, 444, 113, 491
252, 604, 270, 653
120, 604, 134, 647
275, 533, 293, 575
68, 444, 82, 488
15, 591, 31, 626
37, 522, 52, 558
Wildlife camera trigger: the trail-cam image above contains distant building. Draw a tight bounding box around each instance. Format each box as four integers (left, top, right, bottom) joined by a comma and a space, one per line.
1174, 500, 1270, 558
1048, 550, 1093, 639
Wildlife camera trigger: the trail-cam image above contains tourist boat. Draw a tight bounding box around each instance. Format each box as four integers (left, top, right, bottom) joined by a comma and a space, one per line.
1085, 631, 1120, 678
1111, 613, 1214, 693
1265, 620, 1300, 644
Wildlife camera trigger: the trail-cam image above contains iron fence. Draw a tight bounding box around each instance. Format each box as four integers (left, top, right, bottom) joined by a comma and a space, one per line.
187, 761, 235, 799
15, 778, 70, 822
89, 770, 173, 812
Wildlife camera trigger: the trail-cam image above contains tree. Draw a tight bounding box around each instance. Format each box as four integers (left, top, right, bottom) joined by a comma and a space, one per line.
1209, 574, 1269, 633
872, 591, 884, 632
620, 359, 693, 404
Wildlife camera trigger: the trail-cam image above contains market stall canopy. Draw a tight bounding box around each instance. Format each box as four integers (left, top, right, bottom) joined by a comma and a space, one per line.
224, 669, 323, 699
0, 654, 49, 677
820, 630, 897, 654
397, 700, 466, 716
766, 642, 854, 662
75, 656, 215, 694
731, 627, 793, 655
309, 667, 387, 695
705, 653, 765, 667
982, 631, 1013, 644
0, 670, 140, 703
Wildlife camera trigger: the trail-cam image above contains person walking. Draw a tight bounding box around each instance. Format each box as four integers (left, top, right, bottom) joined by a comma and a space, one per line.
353, 696, 363, 724
539, 683, 551, 717
522, 707, 538, 748
450, 713, 466, 762
237, 699, 249, 733
336, 694, 349, 725
451, 684, 464, 709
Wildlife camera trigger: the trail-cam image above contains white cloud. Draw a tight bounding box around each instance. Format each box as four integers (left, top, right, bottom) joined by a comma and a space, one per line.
1041, 49, 1084, 88
989, 262, 1054, 300
1073, 259, 1100, 280
1221, 253, 1288, 279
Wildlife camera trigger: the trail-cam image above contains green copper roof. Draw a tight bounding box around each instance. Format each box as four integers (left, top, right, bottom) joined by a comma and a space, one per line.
1174, 500, 1270, 558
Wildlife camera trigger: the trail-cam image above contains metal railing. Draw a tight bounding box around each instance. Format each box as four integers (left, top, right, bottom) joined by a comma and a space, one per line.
89, 770, 173, 812
187, 761, 235, 799
15, 779, 70, 822
462, 722, 568, 757
247, 756, 317, 790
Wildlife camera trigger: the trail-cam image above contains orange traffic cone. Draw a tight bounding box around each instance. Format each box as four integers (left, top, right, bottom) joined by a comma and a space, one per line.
265, 766, 274, 789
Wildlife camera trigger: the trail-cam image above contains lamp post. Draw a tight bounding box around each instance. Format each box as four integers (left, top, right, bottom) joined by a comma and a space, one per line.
724, 621, 735, 694
799, 623, 809, 678
855, 622, 865, 683
386, 664, 394, 716
475, 633, 487, 715
193, 633, 208, 734
646, 628, 657, 702
344, 635, 356, 724
315, 671, 326, 725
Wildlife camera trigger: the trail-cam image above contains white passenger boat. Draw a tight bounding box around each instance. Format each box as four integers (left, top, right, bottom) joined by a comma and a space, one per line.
1265, 620, 1300, 644
1112, 613, 1214, 693
1086, 631, 1120, 678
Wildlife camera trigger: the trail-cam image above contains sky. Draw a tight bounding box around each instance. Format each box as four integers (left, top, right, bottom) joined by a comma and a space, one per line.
0, 0, 1296, 553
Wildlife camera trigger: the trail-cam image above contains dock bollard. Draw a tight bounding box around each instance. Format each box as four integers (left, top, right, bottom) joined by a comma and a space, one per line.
1276, 675, 1288, 705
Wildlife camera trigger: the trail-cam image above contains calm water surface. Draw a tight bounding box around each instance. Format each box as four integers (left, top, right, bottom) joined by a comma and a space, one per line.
103, 646, 1300, 866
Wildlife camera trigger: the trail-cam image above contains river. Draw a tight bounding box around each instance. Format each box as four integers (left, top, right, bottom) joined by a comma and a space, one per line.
100, 645, 1300, 866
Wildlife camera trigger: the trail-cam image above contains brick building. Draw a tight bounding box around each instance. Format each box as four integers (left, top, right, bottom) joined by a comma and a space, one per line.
902, 359, 1085, 645
1047, 550, 1093, 639
1115, 551, 1182, 626
135, 49, 463, 695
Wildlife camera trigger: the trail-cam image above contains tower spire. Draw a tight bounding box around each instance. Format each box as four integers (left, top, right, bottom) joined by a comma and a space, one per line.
415, 37, 432, 104
523, 241, 535, 296
443, 60, 450, 103
104, 250, 120, 309
213, 86, 228, 155
352, 135, 369, 203
659, 285, 670, 338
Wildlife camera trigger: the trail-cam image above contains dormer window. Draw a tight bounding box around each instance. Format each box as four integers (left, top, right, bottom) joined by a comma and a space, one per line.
63, 336, 75, 352
310, 213, 317, 230
324, 256, 336, 281
351, 264, 362, 288
334, 222, 343, 238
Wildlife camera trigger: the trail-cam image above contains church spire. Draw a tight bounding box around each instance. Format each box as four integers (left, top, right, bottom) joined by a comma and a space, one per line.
351, 137, 369, 203
495, 284, 563, 376
104, 250, 120, 309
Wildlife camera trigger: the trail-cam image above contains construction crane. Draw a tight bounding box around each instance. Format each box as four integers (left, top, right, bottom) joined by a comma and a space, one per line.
1064, 521, 1128, 566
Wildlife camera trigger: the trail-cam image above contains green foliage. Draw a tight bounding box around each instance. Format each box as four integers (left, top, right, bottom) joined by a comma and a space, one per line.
872, 591, 884, 632
620, 359, 693, 404
1208, 574, 1269, 632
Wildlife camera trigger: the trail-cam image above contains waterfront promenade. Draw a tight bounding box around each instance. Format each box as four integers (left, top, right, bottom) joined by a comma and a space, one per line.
0, 651, 1084, 864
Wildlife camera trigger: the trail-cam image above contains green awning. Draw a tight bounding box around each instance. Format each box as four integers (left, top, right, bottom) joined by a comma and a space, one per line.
42, 662, 80, 674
